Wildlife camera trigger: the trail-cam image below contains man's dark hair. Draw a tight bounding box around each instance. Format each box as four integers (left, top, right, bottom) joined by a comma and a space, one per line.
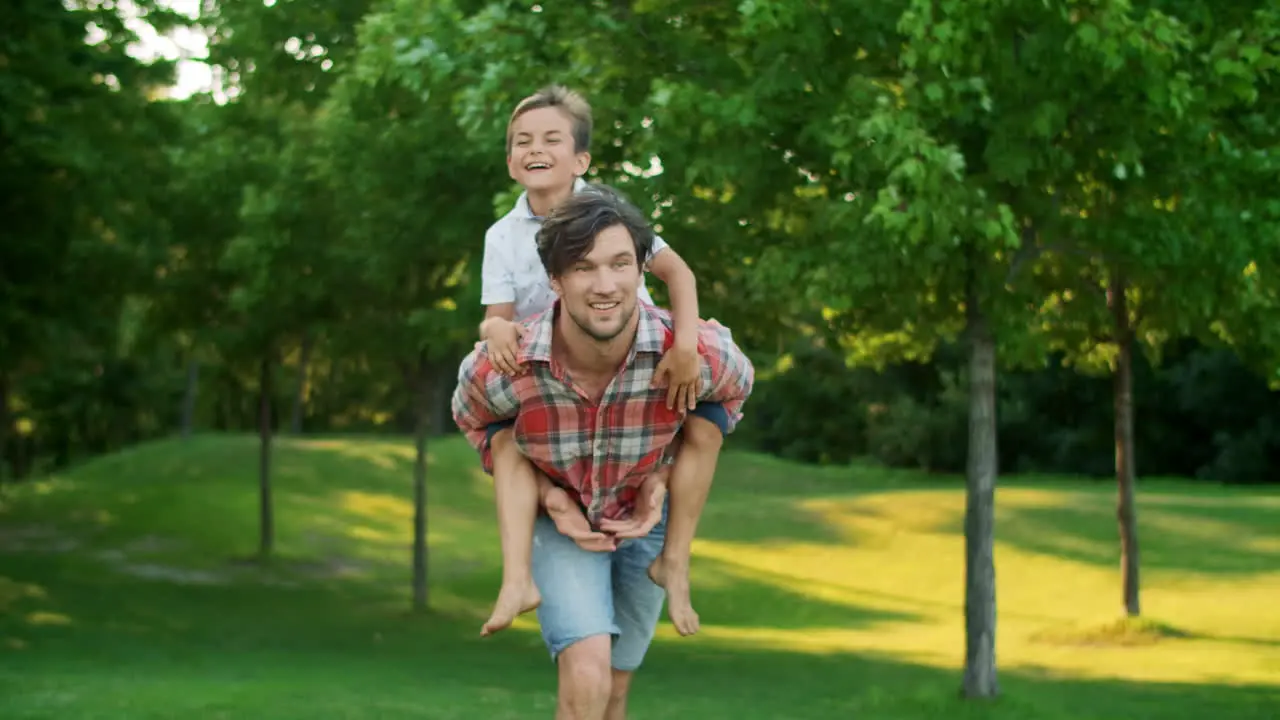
536, 184, 655, 278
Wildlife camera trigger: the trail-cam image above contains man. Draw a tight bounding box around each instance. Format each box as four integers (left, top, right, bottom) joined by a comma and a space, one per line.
452, 184, 755, 719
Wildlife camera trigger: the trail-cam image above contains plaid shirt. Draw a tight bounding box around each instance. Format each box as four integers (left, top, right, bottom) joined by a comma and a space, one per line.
451, 301, 754, 525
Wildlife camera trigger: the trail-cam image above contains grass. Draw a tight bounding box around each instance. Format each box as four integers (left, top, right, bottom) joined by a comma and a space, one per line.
0, 434, 1277, 719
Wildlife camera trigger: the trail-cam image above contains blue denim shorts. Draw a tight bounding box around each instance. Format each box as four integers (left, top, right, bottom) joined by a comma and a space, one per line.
531, 502, 669, 671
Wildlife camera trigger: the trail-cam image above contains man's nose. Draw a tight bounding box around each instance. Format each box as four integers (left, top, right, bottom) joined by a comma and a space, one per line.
589, 268, 619, 295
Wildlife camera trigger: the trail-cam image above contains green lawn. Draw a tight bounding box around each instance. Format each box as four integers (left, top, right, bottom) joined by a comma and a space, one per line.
1, 434, 1277, 719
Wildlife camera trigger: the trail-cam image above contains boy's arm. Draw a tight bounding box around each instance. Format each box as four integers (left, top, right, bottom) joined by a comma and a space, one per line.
479, 303, 516, 340
695, 322, 756, 433
648, 243, 703, 409
647, 244, 699, 350
451, 345, 520, 473
479, 227, 516, 339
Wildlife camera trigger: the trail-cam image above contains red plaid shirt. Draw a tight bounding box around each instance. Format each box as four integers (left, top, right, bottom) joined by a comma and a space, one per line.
451, 301, 754, 524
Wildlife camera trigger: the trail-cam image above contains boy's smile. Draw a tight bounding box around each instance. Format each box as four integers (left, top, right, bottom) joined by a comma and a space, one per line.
507, 107, 590, 198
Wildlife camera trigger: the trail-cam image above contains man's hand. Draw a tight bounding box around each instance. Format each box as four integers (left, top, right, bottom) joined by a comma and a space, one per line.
483, 317, 525, 376
542, 485, 616, 552
598, 470, 667, 540
653, 340, 701, 411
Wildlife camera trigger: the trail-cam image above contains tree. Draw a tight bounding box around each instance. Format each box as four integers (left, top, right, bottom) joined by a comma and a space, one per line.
0, 0, 180, 478
316, 0, 498, 609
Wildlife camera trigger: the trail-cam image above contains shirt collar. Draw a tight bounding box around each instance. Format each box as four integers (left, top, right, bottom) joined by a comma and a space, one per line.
512, 176, 590, 221
521, 300, 668, 366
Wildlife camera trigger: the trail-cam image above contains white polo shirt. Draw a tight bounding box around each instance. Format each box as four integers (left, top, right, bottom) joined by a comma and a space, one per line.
480, 178, 669, 321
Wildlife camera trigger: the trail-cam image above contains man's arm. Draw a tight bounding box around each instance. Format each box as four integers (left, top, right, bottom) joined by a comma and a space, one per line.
694, 321, 756, 433
450, 345, 520, 473
647, 244, 699, 350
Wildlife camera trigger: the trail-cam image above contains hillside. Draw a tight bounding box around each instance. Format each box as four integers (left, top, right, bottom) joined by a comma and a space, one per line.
0, 435, 1277, 719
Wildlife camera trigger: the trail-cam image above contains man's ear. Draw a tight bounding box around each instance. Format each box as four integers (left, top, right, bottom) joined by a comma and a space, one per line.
549, 275, 563, 297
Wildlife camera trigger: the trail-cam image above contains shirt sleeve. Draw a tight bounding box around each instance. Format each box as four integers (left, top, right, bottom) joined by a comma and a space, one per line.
696, 321, 755, 434
647, 233, 670, 265
451, 343, 521, 472
480, 225, 516, 306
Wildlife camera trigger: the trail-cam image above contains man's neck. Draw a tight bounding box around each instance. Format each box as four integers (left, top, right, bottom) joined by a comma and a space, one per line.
526, 184, 575, 219
553, 309, 639, 382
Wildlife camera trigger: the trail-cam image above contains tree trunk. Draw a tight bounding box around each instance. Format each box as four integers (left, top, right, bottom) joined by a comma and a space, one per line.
181, 359, 200, 439
0, 371, 9, 482
289, 332, 314, 435
411, 355, 431, 612
258, 352, 275, 559
962, 293, 999, 699
1109, 273, 1141, 617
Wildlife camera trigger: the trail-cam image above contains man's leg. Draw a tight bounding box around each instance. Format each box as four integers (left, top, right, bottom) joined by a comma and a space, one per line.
648, 404, 726, 636
482, 426, 542, 636
531, 514, 618, 719
607, 504, 670, 719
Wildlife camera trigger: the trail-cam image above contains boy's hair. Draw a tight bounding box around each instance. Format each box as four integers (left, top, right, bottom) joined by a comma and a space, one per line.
537, 184, 654, 278
506, 85, 593, 154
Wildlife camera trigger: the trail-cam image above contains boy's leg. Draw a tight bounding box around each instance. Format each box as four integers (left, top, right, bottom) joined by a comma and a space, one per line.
647, 404, 727, 637
482, 424, 543, 637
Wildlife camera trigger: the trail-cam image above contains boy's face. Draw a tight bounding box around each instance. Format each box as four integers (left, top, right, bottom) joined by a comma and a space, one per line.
507, 107, 590, 196
550, 224, 641, 343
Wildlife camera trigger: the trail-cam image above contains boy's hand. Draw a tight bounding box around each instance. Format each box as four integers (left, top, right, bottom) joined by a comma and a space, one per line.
599, 470, 667, 539
653, 341, 701, 411
484, 318, 525, 376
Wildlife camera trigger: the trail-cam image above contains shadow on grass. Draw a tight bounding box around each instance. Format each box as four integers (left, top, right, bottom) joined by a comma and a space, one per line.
3, 553, 1277, 720
994, 492, 1280, 575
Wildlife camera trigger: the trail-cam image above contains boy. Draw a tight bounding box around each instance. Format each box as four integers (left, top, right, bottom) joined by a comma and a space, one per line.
476, 85, 726, 639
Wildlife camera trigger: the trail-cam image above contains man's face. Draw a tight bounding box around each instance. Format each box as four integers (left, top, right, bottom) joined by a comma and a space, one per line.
550, 224, 641, 343
506, 107, 589, 196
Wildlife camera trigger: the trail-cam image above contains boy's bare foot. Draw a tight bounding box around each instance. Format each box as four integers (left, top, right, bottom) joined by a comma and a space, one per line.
648, 555, 700, 636
480, 579, 541, 637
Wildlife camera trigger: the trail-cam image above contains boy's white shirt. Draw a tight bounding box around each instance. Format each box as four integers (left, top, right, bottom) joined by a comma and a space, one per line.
481, 177, 669, 322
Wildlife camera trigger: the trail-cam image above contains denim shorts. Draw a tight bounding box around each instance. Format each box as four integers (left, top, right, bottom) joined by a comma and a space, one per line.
531, 502, 669, 671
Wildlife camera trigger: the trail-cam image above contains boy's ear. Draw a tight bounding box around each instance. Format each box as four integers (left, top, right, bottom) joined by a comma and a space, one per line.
549, 275, 564, 297
573, 151, 591, 177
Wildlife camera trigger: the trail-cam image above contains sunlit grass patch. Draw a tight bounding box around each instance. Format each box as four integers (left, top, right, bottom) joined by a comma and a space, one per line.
0, 434, 1276, 718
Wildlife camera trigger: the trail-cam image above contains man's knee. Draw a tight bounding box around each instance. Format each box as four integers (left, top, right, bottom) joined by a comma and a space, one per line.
558, 635, 613, 710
